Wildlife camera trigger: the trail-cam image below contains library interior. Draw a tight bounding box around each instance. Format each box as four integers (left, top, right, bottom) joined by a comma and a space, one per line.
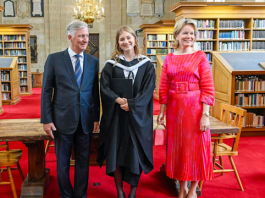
0, 1, 265, 198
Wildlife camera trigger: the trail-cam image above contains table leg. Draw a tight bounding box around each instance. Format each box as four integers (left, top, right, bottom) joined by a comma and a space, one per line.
21, 140, 50, 198
160, 163, 202, 197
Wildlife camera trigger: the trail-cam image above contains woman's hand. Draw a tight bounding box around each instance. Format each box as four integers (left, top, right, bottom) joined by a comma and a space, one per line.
115, 97, 126, 105
120, 98, 129, 111
200, 115, 210, 132
157, 113, 165, 125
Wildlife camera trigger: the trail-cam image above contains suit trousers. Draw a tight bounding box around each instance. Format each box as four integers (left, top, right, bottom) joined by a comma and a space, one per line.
54, 119, 92, 198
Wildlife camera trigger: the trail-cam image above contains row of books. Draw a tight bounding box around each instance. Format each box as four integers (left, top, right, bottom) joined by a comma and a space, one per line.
2, 83, 10, 91
4, 42, 26, 49
219, 20, 245, 29
0, 50, 2, 56
194, 41, 213, 51
147, 55, 156, 61
19, 71, 27, 78
219, 31, 245, 39
147, 41, 167, 47
147, 34, 167, 41
0, 43, 2, 48
219, 41, 249, 51
17, 57, 27, 63
1, 71, 10, 81
197, 30, 214, 39
2, 93, 11, 100
205, 53, 212, 62
168, 48, 175, 53
147, 49, 167, 55
20, 79, 27, 85
4, 35, 25, 41
235, 94, 265, 107
252, 42, 265, 50
243, 113, 264, 128
18, 65, 27, 70
194, 19, 215, 29
168, 34, 174, 40
253, 31, 265, 39
20, 87, 28, 93
169, 41, 175, 47
235, 77, 265, 92
5, 50, 26, 56
253, 19, 265, 28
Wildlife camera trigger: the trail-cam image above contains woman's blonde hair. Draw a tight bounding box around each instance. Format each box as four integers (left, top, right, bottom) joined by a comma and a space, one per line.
172, 18, 197, 49
111, 26, 141, 62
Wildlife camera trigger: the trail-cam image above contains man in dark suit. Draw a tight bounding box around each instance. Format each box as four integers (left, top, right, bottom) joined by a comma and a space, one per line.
41, 20, 100, 198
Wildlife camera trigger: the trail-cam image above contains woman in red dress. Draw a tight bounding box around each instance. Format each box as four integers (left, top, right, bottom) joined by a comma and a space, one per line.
157, 19, 215, 198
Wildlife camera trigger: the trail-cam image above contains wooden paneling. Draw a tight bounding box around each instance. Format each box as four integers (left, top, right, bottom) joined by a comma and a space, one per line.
89, 33, 99, 60
32, 72, 43, 88
170, 2, 265, 19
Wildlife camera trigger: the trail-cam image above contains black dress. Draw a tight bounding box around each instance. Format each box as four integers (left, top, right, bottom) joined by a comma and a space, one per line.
97, 56, 156, 186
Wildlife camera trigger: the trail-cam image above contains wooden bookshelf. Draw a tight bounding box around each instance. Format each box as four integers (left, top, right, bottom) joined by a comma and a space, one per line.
169, 2, 265, 63
211, 51, 265, 136
0, 57, 21, 105
140, 20, 175, 69
0, 76, 4, 115
0, 24, 33, 95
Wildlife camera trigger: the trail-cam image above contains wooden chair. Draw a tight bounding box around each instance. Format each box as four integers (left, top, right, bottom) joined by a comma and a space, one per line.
0, 142, 25, 198
199, 103, 246, 191
45, 140, 54, 156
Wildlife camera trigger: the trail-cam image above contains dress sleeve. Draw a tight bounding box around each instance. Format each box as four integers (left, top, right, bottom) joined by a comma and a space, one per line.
159, 55, 170, 104
198, 52, 215, 106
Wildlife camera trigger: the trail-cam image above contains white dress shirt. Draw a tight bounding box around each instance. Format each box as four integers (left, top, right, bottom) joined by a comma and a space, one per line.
68, 47, 84, 72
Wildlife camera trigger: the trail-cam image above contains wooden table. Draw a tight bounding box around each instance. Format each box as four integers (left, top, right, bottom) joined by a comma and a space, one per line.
0, 119, 52, 198
153, 116, 240, 197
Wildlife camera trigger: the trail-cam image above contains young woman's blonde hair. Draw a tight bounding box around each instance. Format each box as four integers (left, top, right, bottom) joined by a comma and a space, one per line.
111, 26, 141, 63
172, 18, 198, 49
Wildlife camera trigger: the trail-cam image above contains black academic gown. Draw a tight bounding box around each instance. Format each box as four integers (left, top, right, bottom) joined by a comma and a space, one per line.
97, 57, 155, 186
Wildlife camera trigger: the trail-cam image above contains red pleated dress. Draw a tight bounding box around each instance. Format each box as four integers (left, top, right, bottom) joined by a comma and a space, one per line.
159, 51, 215, 181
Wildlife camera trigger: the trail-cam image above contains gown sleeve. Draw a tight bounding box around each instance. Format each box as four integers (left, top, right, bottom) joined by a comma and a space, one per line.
127, 61, 156, 110
100, 62, 119, 103
159, 55, 170, 104
198, 51, 215, 106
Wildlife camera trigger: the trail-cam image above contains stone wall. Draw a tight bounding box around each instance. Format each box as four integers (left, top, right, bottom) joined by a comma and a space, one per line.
0, 0, 176, 71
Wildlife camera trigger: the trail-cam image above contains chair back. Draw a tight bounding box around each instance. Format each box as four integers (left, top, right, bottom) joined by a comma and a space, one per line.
0, 142, 9, 150
219, 103, 247, 152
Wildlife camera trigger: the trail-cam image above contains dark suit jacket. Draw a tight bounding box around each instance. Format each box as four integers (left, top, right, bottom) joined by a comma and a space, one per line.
41, 49, 100, 134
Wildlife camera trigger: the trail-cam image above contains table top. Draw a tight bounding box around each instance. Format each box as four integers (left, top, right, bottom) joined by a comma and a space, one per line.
0, 119, 50, 142
0, 116, 239, 142
153, 116, 239, 134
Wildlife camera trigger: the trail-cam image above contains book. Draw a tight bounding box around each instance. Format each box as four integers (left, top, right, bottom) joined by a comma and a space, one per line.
109, 78, 133, 99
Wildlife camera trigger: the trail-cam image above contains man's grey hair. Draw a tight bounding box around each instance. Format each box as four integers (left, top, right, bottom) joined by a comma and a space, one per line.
67, 20, 89, 38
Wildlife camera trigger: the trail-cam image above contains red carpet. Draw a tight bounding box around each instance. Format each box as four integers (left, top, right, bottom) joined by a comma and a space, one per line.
1, 88, 265, 198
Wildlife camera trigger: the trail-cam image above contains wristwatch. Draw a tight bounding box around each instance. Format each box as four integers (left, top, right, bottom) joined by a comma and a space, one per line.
202, 111, 210, 117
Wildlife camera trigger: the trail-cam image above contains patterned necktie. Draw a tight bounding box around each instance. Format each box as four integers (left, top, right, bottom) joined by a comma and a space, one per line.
75, 54, 82, 87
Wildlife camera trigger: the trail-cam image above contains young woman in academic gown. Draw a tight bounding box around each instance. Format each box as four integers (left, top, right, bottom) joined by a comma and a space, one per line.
97, 26, 156, 198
